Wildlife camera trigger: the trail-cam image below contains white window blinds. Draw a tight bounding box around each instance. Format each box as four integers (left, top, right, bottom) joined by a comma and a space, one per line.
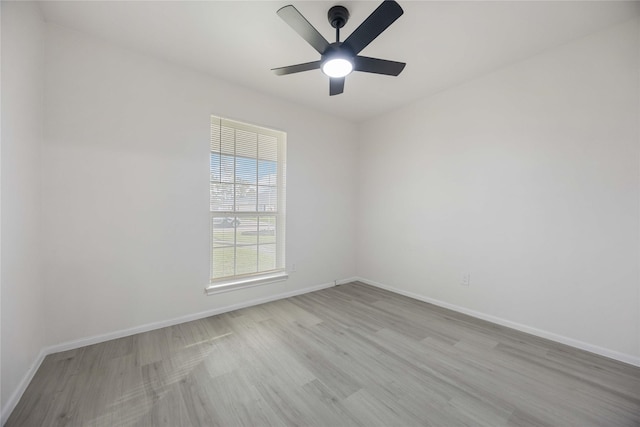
210, 116, 286, 283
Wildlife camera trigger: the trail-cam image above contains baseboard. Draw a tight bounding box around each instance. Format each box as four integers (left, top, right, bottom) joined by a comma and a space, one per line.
337, 276, 359, 286
1, 279, 338, 425
1, 348, 47, 426
46, 280, 337, 355
354, 276, 640, 368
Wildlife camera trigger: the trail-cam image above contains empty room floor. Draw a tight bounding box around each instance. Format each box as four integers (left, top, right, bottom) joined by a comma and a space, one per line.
7, 282, 640, 426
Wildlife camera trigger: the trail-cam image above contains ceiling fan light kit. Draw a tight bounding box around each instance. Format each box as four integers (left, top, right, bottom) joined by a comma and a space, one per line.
272, 0, 406, 96
322, 58, 353, 78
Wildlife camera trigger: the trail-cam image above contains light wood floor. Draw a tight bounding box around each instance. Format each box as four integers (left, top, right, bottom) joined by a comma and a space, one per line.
7, 282, 640, 426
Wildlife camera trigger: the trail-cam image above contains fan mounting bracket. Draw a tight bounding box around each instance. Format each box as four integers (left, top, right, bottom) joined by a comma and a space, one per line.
328, 5, 349, 29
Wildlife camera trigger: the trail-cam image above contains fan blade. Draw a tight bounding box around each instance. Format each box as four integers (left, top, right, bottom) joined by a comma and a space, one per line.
272, 61, 321, 76
277, 5, 330, 55
354, 56, 406, 76
343, 1, 403, 55
330, 77, 345, 96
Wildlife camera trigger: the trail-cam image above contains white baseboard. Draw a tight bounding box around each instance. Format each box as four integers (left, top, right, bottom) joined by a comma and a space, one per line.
1, 279, 338, 425
354, 276, 640, 368
1, 348, 47, 426
337, 276, 359, 286
46, 280, 337, 355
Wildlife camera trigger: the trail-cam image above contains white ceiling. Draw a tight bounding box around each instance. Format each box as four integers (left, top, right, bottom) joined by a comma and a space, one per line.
39, 1, 639, 122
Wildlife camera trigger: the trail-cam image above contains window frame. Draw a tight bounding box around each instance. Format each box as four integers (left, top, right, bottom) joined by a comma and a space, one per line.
206, 116, 287, 295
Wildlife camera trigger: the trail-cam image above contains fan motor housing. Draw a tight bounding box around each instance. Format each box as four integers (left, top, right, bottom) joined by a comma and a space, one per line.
322, 42, 354, 62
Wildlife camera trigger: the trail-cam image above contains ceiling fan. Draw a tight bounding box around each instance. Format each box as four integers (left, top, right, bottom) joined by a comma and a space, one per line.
272, 0, 406, 96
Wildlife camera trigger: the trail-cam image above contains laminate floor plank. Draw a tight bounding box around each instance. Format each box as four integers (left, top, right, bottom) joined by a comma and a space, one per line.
7, 283, 640, 426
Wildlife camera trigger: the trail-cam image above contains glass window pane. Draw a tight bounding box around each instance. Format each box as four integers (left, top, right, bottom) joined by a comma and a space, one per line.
258, 159, 277, 211
212, 246, 235, 279
258, 244, 276, 272
258, 134, 278, 161
236, 216, 258, 246
236, 245, 258, 275
258, 217, 276, 244
210, 153, 220, 182
211, 121, 221, 152
236, 129, 257, 158
210, 183, 234, 211
236, 156, 257, 184
221, 126, 234, 155
258, 186, 277, 212
212, 217, 236, 246
235, 184, 256, 211
258, 160, 277, 185
220, 155, 234, 183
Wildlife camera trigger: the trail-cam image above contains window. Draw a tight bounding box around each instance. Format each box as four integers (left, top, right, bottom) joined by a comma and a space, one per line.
206, 116, 287, 295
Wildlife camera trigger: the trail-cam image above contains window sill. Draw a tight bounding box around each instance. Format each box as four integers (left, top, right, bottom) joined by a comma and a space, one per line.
205, 272, 289, 296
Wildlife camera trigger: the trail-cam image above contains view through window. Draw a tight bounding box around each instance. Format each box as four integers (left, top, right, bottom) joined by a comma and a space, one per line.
210, 116, 286, 285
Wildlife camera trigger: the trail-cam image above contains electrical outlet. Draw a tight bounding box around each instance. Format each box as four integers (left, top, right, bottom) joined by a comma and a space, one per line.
462, 273, 470, 286
291, 263, 296, 272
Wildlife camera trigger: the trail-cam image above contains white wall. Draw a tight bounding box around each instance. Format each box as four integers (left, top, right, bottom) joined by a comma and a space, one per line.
357, 18, 640, 361
0, 1, 46, 419
42, 24, 357, 347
